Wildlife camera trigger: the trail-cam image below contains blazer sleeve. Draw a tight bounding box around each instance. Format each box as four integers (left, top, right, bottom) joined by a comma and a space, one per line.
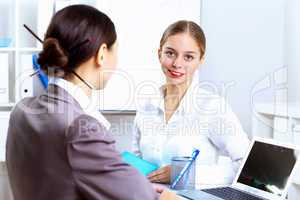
66, 114, 158, 200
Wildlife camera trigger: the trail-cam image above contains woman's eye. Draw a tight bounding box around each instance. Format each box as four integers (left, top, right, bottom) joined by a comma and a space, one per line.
165, 51, 175, 58
184, 55, 194, 61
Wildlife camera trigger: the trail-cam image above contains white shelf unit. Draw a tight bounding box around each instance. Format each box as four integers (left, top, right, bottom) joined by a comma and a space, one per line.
0, 48, 16, 52
0, 103, 15, 108
0, 0, 41, 110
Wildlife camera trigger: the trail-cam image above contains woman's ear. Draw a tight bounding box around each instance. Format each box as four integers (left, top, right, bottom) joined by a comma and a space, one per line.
200, 56, 205, 65
158, 48, 162, 61
96, 43, 108, 67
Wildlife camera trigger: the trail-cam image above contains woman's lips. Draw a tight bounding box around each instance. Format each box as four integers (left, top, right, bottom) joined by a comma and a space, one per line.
167, 69, 185, 78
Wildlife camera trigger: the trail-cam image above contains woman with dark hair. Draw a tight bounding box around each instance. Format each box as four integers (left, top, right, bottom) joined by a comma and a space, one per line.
6, 5, 174, 200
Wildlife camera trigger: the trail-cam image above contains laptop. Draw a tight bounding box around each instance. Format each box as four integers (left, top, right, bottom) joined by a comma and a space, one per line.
178, 137, 300, 200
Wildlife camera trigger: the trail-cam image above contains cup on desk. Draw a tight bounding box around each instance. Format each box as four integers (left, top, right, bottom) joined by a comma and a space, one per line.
171, 156, 195, 190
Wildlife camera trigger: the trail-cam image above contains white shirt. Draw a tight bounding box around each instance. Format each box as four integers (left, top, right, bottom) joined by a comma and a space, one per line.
132, 80, 250, 185
49, 77, 111, 130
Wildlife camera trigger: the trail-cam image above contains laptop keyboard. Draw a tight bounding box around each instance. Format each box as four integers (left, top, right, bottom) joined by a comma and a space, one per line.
202, 187, 266, 200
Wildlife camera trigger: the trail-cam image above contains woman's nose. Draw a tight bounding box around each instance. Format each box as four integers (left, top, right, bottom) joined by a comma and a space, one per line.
172, 57, 184, 69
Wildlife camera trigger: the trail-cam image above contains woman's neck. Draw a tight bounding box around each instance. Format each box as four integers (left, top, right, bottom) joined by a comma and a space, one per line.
164, 80, 191, 102
163, 80, 192, 123
64, 74, 93, 97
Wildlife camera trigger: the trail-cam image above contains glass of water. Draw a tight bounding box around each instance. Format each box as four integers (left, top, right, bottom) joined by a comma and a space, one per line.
171, 156, 196, 190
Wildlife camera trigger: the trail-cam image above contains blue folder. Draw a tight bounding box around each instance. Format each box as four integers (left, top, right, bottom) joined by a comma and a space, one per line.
121, 151, 158, 175
32, 54, 48, 89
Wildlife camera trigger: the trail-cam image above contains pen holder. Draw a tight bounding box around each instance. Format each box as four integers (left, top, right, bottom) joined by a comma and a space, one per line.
171, 156, 196, 190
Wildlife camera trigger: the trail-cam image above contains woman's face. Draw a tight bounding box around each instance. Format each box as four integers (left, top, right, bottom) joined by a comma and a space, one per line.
159, 33, 203, 86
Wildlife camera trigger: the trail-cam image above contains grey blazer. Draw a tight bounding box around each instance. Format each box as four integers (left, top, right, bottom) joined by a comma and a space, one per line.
6, 84, 158, 200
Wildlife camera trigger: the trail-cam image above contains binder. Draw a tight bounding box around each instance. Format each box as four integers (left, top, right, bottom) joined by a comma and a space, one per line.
19, 54, 34, 98
0, 53, 9, 104
32, 54, 48, 89
121, 151, 158, 175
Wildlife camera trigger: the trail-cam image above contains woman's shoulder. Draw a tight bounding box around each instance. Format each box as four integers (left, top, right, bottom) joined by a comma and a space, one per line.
183, 83, 229, 116
11, 95, 85, 133
66, 114, 114, 143
11, 96, 40, 118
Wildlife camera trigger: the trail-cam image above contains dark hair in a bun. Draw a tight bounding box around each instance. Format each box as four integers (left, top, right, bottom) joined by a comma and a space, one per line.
38, 38, 68, 69
38, 5, 117, 75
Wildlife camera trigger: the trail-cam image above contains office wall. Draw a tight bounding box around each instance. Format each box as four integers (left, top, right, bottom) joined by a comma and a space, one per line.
104, 114, 135, 152
199, 0, 285, 135
286, 0, 300, 104
108, 0, 287, 151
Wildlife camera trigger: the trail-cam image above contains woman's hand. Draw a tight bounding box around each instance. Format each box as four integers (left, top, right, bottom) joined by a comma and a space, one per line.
159, 189, 180, 200
152, 183, 168, 194
147, 165, 171, 183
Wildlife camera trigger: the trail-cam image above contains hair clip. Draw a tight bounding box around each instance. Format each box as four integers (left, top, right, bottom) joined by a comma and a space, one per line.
23, 24, 44, 77
23, 24, 44, 44
24, 24, 89, 53
30, 69, 40, 77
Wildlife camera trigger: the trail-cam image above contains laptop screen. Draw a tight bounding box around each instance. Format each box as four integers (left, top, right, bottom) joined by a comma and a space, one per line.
237, 141, 297, 197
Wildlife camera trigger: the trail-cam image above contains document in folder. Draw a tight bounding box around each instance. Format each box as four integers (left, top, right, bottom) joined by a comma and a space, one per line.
121, 151, 158, 175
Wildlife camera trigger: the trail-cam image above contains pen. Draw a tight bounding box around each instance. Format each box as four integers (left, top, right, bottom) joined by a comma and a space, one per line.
170, 149, 200, 189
